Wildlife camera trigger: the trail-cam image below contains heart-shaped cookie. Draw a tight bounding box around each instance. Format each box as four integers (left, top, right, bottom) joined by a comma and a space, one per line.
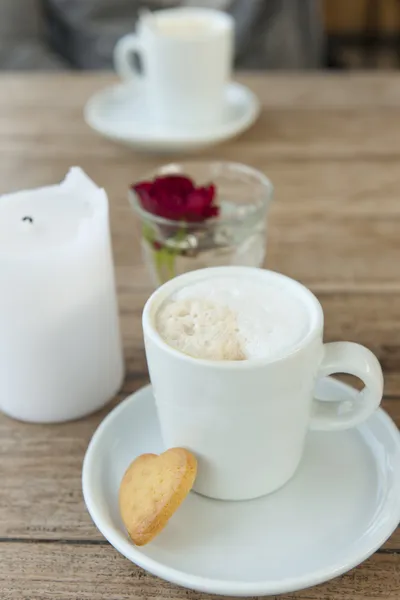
119, 447, 197, 546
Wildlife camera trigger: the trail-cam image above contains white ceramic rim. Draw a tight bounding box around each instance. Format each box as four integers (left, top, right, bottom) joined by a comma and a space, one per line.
82, 380, 400, 596
84, 82, 260, 147
142, 266, 324, 369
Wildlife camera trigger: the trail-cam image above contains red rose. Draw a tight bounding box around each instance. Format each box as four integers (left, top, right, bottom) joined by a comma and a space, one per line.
132, 175, 219, 222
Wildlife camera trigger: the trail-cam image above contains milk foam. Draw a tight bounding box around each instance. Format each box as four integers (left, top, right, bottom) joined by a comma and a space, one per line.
155, 276, 311, 361
156, 18, 212, 38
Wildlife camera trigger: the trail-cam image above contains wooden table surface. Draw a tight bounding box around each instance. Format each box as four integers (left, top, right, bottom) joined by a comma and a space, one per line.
1, 73, 399, 599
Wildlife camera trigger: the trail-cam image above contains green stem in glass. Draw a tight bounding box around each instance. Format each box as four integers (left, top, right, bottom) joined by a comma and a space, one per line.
142, 222, 188, 284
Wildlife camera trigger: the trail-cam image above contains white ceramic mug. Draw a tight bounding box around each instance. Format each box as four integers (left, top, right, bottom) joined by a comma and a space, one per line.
142, 267, 383, 501
113, 8, 233, 128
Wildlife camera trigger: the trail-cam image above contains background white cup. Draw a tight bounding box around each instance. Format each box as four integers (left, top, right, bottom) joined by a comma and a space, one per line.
143, 267, 384, 501
113, 7, 234, 128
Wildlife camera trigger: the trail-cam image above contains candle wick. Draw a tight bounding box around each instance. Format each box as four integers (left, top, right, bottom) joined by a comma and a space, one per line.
22, 216, 34, 224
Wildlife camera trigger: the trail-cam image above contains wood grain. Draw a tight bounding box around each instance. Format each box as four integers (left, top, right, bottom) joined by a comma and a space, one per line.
2, 73, 400, 109
0, 73, 399, 598
0, 393, 398, 548
0, 544, 398, 600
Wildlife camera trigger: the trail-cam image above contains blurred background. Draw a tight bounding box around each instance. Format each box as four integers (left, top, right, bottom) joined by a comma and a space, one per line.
2, 0, 400, 71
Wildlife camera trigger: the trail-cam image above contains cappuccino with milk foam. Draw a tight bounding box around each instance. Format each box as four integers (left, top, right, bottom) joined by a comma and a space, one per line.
145, 267, 383, 500
155, 275, 310, 361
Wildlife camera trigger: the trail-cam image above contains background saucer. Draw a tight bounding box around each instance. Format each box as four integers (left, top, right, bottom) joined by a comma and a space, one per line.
82, 379, 400, 596
84, 82, 260, 152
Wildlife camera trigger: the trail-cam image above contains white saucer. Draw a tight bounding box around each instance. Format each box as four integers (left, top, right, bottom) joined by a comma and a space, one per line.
82, 379, 400, 597
84, 82, 260, 152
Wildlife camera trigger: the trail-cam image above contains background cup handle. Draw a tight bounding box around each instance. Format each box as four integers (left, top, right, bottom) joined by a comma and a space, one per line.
310, 342, 383, 431
113, 34, 144, 82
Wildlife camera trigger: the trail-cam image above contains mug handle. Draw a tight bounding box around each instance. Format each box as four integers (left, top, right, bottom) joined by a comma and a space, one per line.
114, 34, 144, 82
310, 342, 383, 431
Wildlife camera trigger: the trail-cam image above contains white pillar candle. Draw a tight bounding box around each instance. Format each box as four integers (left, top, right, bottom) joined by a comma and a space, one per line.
0, 168, 124, 423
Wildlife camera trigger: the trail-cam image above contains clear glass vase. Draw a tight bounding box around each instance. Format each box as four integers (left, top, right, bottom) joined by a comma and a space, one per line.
129, 161, 273, 287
